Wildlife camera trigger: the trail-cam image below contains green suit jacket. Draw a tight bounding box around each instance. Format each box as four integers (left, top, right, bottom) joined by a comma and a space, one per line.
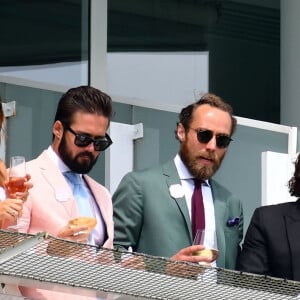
112, 159, 243, 270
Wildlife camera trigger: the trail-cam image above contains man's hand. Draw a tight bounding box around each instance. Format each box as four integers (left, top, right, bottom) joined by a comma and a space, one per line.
57, 224, 89, 243
170, 245, 216, 264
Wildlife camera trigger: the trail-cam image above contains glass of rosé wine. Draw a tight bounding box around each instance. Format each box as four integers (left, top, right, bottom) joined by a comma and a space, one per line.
4, 156, 28, 231
6, 156, 27, 200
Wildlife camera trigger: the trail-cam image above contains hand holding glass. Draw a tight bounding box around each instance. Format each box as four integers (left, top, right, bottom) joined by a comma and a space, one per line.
67, 217, 97, 244
193, 229, 219, 261
68, 216, 97, 233
6, 156, 27, 200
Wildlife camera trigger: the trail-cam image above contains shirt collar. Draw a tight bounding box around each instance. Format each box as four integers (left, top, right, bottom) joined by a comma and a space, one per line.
174, 154, 210, 186
46, 145, 82, 178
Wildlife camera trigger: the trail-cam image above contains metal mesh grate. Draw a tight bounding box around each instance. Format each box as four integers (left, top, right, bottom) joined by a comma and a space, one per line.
0, 230, 300, 299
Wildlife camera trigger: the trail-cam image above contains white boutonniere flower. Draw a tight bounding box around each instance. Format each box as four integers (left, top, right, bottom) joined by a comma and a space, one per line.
169, 184, 185, 199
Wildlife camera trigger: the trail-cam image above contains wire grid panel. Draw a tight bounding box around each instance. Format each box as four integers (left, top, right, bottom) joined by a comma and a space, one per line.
0, 230, 34, 251
0, 231, 300, 299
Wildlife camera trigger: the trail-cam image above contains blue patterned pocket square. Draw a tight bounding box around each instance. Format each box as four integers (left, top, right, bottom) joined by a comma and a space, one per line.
226, 217, 240, 227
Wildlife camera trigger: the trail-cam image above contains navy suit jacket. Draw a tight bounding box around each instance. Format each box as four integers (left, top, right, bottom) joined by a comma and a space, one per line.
237, 199, 300, 280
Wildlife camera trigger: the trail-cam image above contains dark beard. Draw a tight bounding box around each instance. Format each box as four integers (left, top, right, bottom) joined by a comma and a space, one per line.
179, 142, 222, 180
58, 134, 98, 174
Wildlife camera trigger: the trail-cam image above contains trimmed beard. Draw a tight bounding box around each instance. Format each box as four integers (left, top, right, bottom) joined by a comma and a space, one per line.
179, 141, 223, 180
58, 133, 98, 174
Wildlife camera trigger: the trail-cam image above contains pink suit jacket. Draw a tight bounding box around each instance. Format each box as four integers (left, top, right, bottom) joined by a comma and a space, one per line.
18, 150, 114, 248
18, 150, 114, 300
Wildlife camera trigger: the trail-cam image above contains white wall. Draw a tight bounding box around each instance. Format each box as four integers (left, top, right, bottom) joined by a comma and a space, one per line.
0, 62, 88, 88
261, 151, 298, 206
106, 52, 209, 112
0, 52, 209, 112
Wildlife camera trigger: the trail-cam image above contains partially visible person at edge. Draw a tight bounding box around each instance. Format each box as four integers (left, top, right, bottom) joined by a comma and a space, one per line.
237, 152, 300, 281
113, 93, 243, 269
17, 86, 114, 300
0, 97, 31, 229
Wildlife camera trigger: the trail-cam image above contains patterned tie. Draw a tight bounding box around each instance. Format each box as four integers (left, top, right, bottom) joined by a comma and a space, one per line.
63, 171, 93, 217
191, 179, 205, 240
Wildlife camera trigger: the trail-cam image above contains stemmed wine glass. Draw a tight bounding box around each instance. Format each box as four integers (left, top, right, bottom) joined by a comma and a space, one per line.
6, 156, 27, 199
68, 200, 97, 245
5, 156, 28, 231
193, 228, 219, 263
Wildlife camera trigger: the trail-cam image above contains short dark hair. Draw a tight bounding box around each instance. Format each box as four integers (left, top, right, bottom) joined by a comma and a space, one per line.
175, 93, 237, 140
289, 153, 300, 197
54, 85, 112, 126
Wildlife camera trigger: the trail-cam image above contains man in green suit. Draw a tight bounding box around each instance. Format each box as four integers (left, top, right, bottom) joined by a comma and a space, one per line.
113, 93, 243, 269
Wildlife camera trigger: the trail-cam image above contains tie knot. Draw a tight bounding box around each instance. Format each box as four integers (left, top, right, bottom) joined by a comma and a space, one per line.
194, 179, 202, 188
63, 171, 82, 185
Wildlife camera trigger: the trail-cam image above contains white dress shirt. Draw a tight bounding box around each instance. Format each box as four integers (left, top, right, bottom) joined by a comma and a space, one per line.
174, 154, 217, 253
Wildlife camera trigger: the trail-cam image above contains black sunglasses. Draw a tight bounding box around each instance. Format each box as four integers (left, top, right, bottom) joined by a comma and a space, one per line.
190, 128, 232, 149
64, 125, 113, 151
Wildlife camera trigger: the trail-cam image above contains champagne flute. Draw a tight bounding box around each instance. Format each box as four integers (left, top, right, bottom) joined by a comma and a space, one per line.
6, 156, 27, 200
5, 156, 27, 231
193, 229, 219, 261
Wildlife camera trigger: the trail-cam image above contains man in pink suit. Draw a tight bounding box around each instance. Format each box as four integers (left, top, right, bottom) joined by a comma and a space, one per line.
18, 86, 114, 248
16, 86, 114, 299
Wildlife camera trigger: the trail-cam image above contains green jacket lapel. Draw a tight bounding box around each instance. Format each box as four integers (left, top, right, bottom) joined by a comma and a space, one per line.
162, 160, 192, 242
210, 179, 227, 267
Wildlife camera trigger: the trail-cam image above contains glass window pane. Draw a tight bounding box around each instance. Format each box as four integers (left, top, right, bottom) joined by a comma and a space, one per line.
108, 0, 280, 123
0, 0, 89, 87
